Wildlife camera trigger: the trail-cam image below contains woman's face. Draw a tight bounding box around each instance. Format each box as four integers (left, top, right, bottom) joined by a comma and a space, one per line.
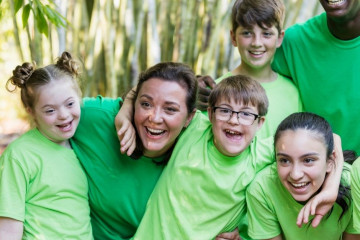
134, 78, 194, 158
276, 129, 332, 202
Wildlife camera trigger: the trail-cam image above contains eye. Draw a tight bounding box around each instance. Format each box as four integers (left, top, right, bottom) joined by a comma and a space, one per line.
241, 31, 252, 37
140, 102, 151, 109
304, 158, 315, 164
45, 109, 55, 114
219, 108, 231, 114
165, 107, 178, 113
277, 157, 290, 165
67, 101, 75, 107
263, 31, 274, 38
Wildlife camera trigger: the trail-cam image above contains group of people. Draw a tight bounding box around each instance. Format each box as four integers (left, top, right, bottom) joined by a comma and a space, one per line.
0, 0, 360, 239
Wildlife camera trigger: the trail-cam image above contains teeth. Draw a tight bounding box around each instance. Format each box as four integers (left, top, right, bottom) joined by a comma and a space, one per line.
225, 129, 240, 135
147, 127, 165, 134
291, 182, 308, 188
250, 51, 263, 55
328, 0, 344, 5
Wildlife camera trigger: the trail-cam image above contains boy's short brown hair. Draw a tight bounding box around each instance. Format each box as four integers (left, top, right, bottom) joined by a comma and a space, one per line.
231, 0, 285, 33
209, 75, 269, 116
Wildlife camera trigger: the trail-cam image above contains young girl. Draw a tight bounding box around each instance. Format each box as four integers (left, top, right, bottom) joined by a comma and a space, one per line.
246, 112, 359, 239
0, 52, 93, 239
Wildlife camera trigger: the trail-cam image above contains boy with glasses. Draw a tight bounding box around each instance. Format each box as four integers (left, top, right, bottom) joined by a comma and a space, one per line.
133, 75, 273, 239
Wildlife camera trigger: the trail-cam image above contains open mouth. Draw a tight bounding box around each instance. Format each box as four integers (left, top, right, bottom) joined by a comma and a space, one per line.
146, 127, 166, 136
290, 182, 310, 189
225, 129, 242, 140
57, 121, 72, 131
327, 0, 345, 6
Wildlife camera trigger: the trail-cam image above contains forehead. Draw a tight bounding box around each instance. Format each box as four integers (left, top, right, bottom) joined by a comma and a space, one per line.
35, 80, 79, 106
215, 97, 259, 112
137, 77, 187, 101
276, 129, 327, 152
236, 23, 279, 32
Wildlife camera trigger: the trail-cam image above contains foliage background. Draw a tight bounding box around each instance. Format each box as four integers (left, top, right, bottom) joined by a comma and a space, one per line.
0, 0, 323, 147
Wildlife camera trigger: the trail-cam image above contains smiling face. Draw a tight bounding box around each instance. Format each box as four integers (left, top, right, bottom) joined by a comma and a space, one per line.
134, 78, 194, 158
208, 97, 264, 157
231, 23, 284, 71
32, 79, 81, 147
276, 129, 332, 202
319, 0, 360, 21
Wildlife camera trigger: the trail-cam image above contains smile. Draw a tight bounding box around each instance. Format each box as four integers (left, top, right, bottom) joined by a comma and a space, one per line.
249, 51, 264, 55
327, 0, 345, 5
146, 127, 166, 136
57, 121, 73, 132
290, 182, 310, 188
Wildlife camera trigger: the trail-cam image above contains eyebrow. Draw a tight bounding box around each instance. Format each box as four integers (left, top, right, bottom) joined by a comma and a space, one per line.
139, 94, 181, 107
276, 152, 319, 158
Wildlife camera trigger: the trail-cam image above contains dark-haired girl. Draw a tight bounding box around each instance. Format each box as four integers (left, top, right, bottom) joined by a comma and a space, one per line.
0, 52, 93, 239
246, 112, 359, 239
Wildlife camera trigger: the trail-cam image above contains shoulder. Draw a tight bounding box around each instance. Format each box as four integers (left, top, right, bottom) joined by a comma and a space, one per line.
248, 163, 277, 194
82, 96, 123, 114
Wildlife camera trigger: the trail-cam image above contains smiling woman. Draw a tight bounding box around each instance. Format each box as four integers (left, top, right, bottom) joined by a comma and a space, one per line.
246, 112, 359, 240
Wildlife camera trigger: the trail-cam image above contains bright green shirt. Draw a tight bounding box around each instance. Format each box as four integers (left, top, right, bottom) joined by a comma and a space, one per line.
0, 129, 92, 239
272, 12, 360, 153
134, 112, 274, 239
71, 96, 165, 240
247, 162, 356, 239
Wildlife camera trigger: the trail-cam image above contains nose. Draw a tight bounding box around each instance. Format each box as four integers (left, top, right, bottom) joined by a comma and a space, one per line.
289, 163, 304, 181
251, 34, 262, 47
149, 108, 163, 123
58, 107, 70, 120
228, 112, 240, 125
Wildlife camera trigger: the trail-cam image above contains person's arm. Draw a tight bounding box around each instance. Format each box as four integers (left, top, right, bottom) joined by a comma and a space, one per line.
115, 87, 136, 156
215, 228, 240, 240
296, 134, 344, 227
196, 75, 216, 111
342, 233, 360, 240
0, 217, 23, 240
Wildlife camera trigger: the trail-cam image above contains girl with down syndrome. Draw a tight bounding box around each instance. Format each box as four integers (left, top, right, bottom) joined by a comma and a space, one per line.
0, 52, 92, 239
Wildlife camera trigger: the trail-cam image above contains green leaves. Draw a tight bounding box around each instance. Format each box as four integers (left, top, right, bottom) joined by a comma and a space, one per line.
16, 0, 67, 37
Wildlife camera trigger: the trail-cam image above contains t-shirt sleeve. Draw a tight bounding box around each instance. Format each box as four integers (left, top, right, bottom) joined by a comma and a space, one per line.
0, 151, 27, 221
246, 175, 281, 239
351, 158, 360, 232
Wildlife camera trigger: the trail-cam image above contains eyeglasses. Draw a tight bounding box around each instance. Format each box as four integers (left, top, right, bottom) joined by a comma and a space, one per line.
213, 106, 261, 125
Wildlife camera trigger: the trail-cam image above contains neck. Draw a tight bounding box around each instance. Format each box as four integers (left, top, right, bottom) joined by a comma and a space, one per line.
232, 64, 277, 83
327, 12, 360, 40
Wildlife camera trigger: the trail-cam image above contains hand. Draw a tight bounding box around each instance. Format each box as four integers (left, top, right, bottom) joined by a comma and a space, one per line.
215, 228, 241, 240
115, 116, 136, 156
196, 75, 216, 111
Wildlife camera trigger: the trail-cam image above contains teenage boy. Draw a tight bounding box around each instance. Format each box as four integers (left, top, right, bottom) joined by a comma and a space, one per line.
202, 0, 302, 139
133, 75, 274, 239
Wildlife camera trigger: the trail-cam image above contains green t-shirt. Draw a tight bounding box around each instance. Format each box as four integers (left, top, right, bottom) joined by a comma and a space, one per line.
351, 158, 360, 232
134, 111, 274, 240
272, 12, 360, 153
247, 162, 356, 239
0, 129, 92, 239
71, 96, 165, 240
207, 72, 303, 139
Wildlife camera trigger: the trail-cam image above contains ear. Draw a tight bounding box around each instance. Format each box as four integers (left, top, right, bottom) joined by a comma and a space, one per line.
26, 107, 34, 116
276, 30, 285, 48
230, 30, 237, 47
326, 150, 336, 173
207, 106, 216, 124
256, 116, 265, 131
184, 109, 196, 128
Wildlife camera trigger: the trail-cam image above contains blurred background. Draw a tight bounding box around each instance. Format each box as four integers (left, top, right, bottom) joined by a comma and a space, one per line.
0, 0, 323, 153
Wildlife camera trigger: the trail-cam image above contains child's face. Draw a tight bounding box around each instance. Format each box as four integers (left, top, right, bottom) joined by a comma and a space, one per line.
134, 78, 194, 158
208, 97, 264, 157
231, 23, 284, 70
276, 129, 332, 202
31, 79, 81, 147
